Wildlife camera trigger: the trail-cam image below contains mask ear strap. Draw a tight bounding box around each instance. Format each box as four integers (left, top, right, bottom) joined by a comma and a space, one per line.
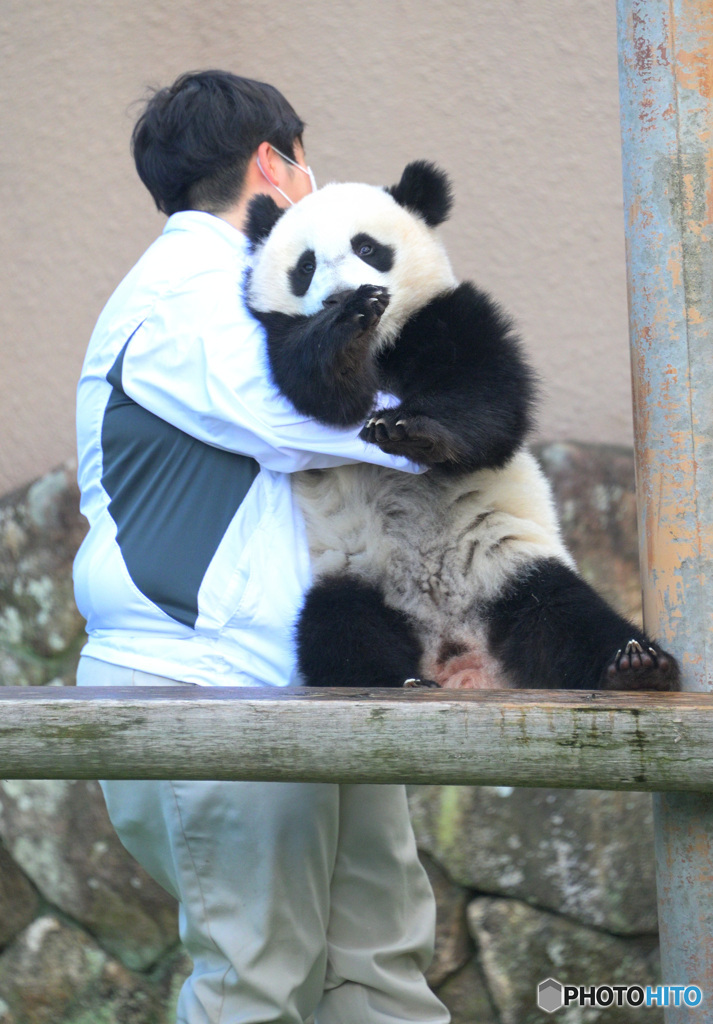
257, 156, 295, 207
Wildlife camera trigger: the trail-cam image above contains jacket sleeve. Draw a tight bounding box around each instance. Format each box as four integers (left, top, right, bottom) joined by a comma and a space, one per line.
118, 267, 422, 475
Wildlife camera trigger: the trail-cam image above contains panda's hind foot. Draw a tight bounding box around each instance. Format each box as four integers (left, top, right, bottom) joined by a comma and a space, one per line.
602, 639, 680, 692
403, 677, 441, 689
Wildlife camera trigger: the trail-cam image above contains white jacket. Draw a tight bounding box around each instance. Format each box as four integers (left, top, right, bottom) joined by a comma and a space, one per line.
74, 211, 420, 687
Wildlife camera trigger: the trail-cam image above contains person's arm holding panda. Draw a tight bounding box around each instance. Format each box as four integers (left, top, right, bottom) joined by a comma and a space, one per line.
114, 261, 424, 476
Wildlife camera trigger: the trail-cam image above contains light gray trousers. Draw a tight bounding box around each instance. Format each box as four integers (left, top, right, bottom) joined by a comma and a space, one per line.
77, 657, 450, 1024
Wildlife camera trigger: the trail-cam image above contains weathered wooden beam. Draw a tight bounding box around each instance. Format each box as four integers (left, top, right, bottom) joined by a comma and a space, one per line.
0, 686, 711, 790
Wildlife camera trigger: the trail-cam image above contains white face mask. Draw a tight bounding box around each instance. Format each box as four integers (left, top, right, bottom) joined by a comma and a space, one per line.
257, 145, 317, 206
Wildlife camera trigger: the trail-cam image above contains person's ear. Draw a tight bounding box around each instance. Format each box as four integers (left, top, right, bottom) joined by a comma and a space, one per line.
256, 141, 281, 186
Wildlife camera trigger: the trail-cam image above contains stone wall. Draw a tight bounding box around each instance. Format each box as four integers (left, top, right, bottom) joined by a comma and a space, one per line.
0, 446, 663, 1023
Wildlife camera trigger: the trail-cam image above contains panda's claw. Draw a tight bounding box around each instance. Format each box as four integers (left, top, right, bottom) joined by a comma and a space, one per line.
373, 419, 388, 443
403, 677, 441, 689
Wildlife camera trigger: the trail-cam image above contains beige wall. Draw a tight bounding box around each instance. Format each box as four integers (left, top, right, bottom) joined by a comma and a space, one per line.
1, 0, 631, 496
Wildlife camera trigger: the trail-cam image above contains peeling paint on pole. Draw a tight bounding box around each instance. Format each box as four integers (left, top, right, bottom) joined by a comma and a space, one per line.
617, 0, 713, 1018
618, 0, 713, 684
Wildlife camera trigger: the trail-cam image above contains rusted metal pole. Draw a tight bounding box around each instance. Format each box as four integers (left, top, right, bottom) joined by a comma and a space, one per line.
617, 0, 713, 1018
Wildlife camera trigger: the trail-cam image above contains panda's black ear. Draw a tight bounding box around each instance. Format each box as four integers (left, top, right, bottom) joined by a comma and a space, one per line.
245, 194, 285, 248
385, 161, 453, 227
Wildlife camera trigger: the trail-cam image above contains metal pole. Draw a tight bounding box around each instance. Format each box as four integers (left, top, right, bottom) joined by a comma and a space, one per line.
617, 1, 713, 1018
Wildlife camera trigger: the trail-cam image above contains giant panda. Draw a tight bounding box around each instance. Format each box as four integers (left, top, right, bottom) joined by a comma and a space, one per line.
244, 161, 679, 693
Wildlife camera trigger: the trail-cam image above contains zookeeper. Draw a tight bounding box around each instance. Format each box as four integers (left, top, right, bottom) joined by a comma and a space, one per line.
74, 69, 450, 1024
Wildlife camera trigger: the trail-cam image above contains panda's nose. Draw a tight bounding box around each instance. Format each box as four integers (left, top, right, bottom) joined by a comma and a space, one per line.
322, 289, 355, 308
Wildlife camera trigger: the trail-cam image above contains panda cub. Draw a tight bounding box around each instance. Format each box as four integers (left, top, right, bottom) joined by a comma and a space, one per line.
245, 161, 679, 692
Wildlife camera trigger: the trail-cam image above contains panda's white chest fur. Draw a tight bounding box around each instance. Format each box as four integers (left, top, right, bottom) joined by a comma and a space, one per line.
292, 450, 573, 688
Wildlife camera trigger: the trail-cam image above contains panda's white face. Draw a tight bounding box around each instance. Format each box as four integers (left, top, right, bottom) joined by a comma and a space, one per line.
246, 181, 457, 345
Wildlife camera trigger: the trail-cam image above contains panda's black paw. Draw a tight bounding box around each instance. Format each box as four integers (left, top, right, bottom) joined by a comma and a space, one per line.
360, 410, 462, 465
602, 639, 681, 692
336, 285, 390, 333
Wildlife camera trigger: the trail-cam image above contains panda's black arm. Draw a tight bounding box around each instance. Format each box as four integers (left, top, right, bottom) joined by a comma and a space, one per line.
248, 286, 387, 428
366, 282, 537, 473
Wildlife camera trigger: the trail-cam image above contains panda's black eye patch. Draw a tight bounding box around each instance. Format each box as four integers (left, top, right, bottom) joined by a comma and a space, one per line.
351, 233, 394, 273
289, 248, 317, 297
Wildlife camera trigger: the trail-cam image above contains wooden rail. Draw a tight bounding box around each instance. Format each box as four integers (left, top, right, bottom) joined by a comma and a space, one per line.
1, 686, 711, 791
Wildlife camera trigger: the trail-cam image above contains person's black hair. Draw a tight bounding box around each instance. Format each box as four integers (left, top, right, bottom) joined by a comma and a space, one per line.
131, 70, 305, 216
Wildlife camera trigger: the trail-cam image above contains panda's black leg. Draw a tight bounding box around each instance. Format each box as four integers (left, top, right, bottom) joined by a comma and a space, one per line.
484, 558, 680, 691
296, 574, 427, 688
